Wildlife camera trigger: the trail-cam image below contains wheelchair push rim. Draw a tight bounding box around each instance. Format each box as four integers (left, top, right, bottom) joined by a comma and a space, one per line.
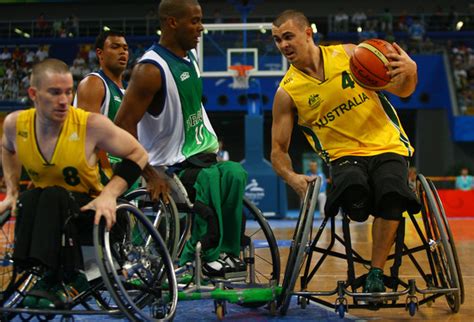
417, 174, 461, 313
94, 203, 178, 321
279, 178, 321, 315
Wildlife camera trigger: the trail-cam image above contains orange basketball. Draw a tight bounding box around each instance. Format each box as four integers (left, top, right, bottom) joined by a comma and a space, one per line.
349, 38, 396, 90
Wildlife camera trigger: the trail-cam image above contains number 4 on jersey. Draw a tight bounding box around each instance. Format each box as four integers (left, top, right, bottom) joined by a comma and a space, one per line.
342, 71, 355, 89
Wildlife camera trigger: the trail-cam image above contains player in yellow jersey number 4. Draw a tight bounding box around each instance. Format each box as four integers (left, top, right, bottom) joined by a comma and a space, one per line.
270, 10, 421, 294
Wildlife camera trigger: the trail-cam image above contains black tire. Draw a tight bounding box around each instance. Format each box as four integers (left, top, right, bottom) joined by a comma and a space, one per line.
94, 203, 178, 321
417, 175, 461, 313
279, 178, 321, 315
124, 188, 180, 261
427, 178, 465, 305
237, 197, 280, 308
0, 211, 35, 309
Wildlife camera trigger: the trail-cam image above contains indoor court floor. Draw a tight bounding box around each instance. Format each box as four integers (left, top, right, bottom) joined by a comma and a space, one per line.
3, 215, 473, 321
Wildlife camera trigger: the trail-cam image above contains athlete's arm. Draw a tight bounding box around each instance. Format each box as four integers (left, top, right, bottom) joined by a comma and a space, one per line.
82, 113, 148, 230
0, 112, 22, 215
114, 63, 169, 202
343, 43, 417, 97
271, 87, 313, 199
75, 75, 105, 113
384, 42, 417, 97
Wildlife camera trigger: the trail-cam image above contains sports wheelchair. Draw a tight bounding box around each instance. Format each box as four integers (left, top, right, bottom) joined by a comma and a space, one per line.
279, 174, 464, 318
0, 200, 178, 321
124, 167, 282, 320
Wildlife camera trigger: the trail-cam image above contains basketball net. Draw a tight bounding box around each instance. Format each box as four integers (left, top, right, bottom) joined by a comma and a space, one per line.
228, 65, 254, 89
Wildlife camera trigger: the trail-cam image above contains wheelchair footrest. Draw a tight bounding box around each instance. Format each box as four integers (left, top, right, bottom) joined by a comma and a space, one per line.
223, 270, 247, 280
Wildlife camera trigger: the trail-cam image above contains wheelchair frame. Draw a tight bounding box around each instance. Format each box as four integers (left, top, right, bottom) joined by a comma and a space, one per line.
124, 167, 282, 320
279, 174, 464, 318
0, 201, 178, 321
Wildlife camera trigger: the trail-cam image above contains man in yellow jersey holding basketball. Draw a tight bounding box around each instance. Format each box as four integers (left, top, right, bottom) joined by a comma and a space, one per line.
271, 10, 421, 294
0, 58, 147, 308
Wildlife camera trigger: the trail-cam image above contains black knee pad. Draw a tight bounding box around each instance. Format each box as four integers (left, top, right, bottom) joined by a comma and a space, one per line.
341, 185, 370, 222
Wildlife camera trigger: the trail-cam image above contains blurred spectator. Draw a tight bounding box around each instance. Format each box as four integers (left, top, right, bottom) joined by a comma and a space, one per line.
217, 139, 229, 162
306, 160, 327, 217
365, 9, 379, 32
351, 10, 367, 31
333, 8, 349, 32
52, 19, 63, 37
72, 52, 86, 67
0, 47, 11, 62
24, 49, 35, 65
35, 45, 49, 62
380, 8, 393, 32
408, 18, 425, 53
455, 167, 473, 191
397, 10, 413, 31
11, 46, 23, 64
35, 12, 49, 37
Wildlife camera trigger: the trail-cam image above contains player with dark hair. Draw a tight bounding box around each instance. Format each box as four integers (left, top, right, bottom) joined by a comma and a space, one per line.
115, 0, 247, 277
271, 9, 420, 293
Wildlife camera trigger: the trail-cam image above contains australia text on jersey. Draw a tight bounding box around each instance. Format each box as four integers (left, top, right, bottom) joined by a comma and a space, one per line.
315, 92, 369, 129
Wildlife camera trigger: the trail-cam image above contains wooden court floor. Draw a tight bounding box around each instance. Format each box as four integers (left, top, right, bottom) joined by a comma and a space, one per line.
272, 216, 474, 321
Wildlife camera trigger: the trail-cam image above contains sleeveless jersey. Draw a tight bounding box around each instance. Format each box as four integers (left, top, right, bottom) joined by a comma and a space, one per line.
73, 70, 127, 179
279, 44, 414, 163
73, 70, 126, 122
16, 107, 102, 195
137, 44, 218, 166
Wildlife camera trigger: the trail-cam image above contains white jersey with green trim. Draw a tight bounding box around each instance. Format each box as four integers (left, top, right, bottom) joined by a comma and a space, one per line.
137, 44, 218, 166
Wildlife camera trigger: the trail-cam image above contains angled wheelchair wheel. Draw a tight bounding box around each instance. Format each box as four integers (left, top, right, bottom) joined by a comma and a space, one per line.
94, 203, 178, 321
0, 211, 35, 309
417, 174, 461, 313
427, 179, 465, 305
124, 188, 180, 261
237, 197, 280, 308
279, 178, 321, 315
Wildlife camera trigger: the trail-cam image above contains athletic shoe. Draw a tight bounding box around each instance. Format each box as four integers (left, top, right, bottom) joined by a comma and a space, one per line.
202, 258, 232, 277
22, 277, 53, 308
219, 253, 246, 272
37, 272, 89, 309
363, 267, 386, 293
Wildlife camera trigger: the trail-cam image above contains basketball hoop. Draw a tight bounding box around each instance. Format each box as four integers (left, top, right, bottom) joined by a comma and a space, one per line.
228, 65, 254, 89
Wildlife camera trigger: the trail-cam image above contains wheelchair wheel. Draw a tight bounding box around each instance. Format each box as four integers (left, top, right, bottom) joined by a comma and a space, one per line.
94, 203, 178, 321
279, 178, 321, 315
427, 179, 465, 305
124, 188, 180, 261
0, 211, 35, 309
417, 175, 461, 313
237, 197, 280, 307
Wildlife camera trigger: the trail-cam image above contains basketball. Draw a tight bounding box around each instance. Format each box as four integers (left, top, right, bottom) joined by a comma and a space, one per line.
349, 38, 397, 90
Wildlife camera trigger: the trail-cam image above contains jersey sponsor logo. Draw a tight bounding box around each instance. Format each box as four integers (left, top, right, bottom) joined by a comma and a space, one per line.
113, 95, 122, 103
18, 130, 28, 138
315, 93, 370, 129
68, 132, 80, 141
308, 94, 323, 108
180, 72, 190, 81
283, 76, 293, 85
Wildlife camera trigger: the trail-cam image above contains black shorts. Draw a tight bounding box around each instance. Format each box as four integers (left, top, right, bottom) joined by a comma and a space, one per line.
325, 153, 420, 220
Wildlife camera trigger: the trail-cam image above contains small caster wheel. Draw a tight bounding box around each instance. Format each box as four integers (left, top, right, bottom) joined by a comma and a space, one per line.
336, 304, 345, 318
300, 297, 308, 309
408, 301, 417, 316
215, 301, 226, 320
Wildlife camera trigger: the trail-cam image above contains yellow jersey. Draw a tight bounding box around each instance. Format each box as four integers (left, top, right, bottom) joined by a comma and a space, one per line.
16, 107, 103, 196
279, 44, 414, 163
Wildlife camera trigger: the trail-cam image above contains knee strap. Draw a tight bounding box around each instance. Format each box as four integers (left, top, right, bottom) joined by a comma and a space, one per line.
193, 201, 220, 250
